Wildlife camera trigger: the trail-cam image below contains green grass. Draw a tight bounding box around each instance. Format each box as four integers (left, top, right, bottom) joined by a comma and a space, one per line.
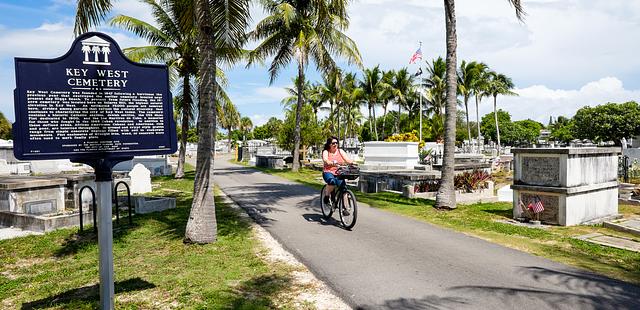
0, 164, 303, 309
240, 160, 640, 285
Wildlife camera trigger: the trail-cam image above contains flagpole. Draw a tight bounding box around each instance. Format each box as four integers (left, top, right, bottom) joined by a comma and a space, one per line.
419, 90, 422, 143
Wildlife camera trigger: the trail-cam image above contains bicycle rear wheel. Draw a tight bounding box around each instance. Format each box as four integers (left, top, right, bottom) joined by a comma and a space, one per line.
320, 185, 333, 219
339, 190, 358, 230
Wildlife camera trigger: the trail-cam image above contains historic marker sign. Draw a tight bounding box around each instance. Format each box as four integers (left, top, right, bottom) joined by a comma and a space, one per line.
13, 32, 177, 161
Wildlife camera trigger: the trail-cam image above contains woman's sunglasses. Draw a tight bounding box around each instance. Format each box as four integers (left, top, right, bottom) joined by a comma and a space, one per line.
331, 142, 338, 145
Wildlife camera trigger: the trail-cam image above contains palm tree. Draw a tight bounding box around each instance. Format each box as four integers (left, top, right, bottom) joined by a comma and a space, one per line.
307, 83, 326, 123
485, 71, 517, 153
360, 65, 385, 140
457, 60, 481, 145
470, 62, 489, 152
73, 0, 251, 246
109, 0, 198, 179
239, 116, 253, 143
379, 70, 395, 140
219, 101, 241, 150
436, 0, 524, 209
248, 0, 362, 172
340, 72, 364, 143
391, 68, 414, 134
320, 68, 344, 137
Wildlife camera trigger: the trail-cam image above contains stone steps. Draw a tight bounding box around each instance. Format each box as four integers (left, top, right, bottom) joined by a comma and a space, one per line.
576, 232, 640, 253
603, 217, 640, 237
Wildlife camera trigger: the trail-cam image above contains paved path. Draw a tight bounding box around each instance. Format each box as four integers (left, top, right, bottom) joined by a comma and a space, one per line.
213, 157, 640, 310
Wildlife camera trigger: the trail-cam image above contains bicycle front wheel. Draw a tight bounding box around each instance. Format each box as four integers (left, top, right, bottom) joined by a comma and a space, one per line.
320, 185, 333, 219
339, 190, 358, 230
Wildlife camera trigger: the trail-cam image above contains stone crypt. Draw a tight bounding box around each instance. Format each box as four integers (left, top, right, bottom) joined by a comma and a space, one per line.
511, 148, 620, 226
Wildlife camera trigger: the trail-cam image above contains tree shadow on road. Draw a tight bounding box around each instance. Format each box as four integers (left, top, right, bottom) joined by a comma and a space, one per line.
360, 265, 640, 310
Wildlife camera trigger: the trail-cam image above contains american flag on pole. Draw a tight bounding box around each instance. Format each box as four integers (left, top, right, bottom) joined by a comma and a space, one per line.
528, 197, 545, 214
409, 46, 422, 64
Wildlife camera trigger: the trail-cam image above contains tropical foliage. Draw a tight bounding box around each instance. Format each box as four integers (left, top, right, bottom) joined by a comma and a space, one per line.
572, 101, 640, 145
248, 0, 362, 171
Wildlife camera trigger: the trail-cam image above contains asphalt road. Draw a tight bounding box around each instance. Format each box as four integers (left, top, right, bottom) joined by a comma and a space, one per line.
212, 157, 639, 310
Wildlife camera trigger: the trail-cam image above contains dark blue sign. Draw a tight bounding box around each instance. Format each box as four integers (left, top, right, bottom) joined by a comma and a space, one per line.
13, 32, 177, 161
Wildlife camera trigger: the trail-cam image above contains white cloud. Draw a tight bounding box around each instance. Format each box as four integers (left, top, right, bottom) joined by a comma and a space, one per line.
249, 114, 281, 127
477, 77, 640, 124
111, 0, 158, 28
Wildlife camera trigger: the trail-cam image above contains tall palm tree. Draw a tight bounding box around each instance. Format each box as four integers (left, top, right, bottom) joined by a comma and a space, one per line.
109, 0, 198, 179
248, 0, 362, 172
74, 0, 251, 245
319, 69, 343, 134
219, 101, 241, 150
379, 70, 395, 140
391, 68, 414, 134
470, 62, 489, 152
457, 60, 480, 145
239, 116, 253, 142
340, 72, 364, 142
307, 83, 326, 122
485, 71, 517, 153
436, 0, 524, 209
360, 65, 384, 140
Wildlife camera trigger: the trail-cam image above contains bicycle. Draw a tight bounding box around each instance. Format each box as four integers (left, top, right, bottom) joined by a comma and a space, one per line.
320, 165, 359, 230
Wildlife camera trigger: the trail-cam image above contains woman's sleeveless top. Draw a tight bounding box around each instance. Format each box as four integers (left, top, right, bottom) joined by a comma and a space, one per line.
323, 149, 345, 174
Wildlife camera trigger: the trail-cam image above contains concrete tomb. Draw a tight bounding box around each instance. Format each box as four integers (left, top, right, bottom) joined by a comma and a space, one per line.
129, 164, 152, 194
131, 196, 176, 214
0, 176, 95, 232
511, 148, 620, 226
363, 142, 419, 170
255, 154, 286, 169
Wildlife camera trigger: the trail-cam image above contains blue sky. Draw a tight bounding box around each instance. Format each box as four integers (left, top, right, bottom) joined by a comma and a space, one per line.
1, 0, 640, 127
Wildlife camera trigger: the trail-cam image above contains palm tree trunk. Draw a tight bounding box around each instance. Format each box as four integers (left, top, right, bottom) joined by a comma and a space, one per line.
336, 104, 341, 140
381, 103, 388, 140
372, 102, 378, 140
330, 100, 335, 132
185, 0, 218, 243
228, 126, 232, 153
292, 57, 304, 172
396, 102, 401, 134
175, 75, 192, 179
368, 105, 373, 139
494, 95, 501, 154
436, 0, 457, 209
475, 95, 481, 153
464, 96, 471, 147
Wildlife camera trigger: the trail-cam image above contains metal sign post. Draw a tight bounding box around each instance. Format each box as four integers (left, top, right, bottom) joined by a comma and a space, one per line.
97, 177, 114, 308
13, 32, 177, 310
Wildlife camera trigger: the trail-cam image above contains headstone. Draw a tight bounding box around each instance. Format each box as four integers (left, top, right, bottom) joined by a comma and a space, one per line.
129, 164, 151, 194
0, 160, 10, 176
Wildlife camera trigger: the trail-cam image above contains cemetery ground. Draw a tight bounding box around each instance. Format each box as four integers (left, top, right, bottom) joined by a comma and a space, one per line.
236, 160, 640, 286
0, 165, 328, 309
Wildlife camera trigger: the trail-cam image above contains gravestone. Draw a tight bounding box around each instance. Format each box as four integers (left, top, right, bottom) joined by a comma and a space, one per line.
511, 148, 619, 226
0, 160, 11, 176
129, 164, 151, 194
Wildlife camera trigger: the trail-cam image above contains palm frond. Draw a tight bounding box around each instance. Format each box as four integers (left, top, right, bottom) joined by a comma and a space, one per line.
74, 0, 112, 35
109, 15, 172, 46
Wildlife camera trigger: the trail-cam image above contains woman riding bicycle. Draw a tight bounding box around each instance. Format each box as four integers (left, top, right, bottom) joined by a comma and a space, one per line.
322, 136, 353, 205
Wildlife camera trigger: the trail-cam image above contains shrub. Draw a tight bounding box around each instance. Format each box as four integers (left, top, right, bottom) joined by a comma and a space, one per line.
414, 180, 439, 193
385, 130, 425, 148
454, 169, 491, 193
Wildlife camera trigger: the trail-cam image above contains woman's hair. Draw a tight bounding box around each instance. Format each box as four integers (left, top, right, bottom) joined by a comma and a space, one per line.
323, 136, 339, 151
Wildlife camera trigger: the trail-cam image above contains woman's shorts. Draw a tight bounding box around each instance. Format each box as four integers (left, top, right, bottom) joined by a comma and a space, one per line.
323, 172, 345, 189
